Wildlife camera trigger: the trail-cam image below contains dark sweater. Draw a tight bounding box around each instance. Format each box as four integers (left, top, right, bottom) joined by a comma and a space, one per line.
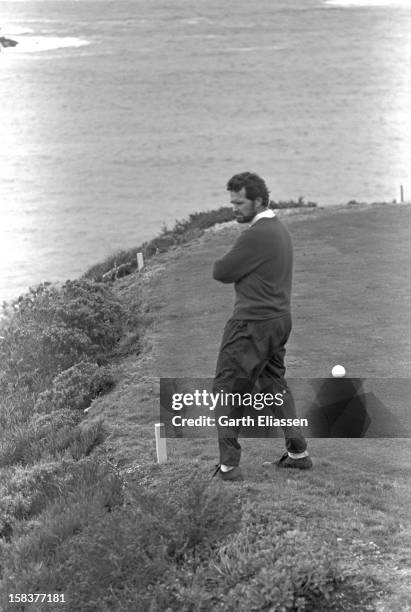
213, 217, 293, 320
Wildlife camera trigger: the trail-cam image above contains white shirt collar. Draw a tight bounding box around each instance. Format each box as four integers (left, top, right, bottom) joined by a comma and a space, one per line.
250, 208, 276, 226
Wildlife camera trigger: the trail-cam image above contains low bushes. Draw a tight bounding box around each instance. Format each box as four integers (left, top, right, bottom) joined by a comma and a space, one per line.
0, 457, 124, 596
34, 361, 115, 415
0, 241, 138, 591
0, 460, 75, 540
138, 499, 376, 612
269, 197, 317, 209
0, 280, 125, 401
0, 473, 240, 612
210, 527, 340, 611
0, 411, 107, 468
0, 467, 377, 612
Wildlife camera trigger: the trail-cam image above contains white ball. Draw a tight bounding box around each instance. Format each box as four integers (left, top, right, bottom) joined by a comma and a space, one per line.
331, 364, 346, 378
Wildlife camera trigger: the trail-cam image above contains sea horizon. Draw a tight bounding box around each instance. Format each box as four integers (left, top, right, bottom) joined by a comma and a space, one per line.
1, 0, 410, 303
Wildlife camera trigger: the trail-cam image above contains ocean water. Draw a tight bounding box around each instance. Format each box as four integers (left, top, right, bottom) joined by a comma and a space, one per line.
0, 0, 410, 303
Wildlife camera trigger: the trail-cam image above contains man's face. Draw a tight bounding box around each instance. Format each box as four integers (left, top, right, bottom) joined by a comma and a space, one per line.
230, 187, 260, 224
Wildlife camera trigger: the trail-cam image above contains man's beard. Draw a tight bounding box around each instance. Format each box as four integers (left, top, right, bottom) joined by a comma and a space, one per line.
235, 212, 255, 223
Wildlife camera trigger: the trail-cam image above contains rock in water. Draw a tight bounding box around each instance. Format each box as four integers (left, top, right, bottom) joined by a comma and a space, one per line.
0, 36, 18, 48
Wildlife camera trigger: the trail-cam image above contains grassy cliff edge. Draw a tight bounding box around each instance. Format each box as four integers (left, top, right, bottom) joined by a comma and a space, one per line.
0, 200, 409, 612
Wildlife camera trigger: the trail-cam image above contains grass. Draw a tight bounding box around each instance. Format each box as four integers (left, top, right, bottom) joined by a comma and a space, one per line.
0, 201, 409, 611
2, 451, 401, 611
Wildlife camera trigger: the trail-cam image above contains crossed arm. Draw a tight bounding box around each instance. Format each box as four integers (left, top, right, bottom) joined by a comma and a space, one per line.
213, 230, 265, 284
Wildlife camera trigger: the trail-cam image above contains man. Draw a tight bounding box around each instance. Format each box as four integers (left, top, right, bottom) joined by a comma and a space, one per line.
212, 172, 312, 481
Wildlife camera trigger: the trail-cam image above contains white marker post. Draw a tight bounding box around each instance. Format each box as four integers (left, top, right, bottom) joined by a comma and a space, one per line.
137, 252, 144, 271
155, 423, 167, 463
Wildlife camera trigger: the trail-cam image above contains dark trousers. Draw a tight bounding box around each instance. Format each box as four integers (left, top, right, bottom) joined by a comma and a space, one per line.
213, 314, 307, 466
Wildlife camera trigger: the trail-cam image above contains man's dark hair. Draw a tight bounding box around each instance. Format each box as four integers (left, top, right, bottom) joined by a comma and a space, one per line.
226, 172, 270, 207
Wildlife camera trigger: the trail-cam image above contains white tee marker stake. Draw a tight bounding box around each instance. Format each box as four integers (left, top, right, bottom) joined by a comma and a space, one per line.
155, 423, 167, 463
137, 252, 144, 271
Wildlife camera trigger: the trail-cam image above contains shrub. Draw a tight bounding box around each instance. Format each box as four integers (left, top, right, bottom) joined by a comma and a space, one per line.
0, 280, 125, 397
65, 420, 108, 461
0, 456, 123, 546
34, 361, 115, 414
0, 412, 106, 468
270, 197, 317, 209
0, 473, 240, 611
0, 461, 70, 539
0, 389, 37, 433
212, 528, 340, 611
147, 501, 375, 612
0, 411, 77, 468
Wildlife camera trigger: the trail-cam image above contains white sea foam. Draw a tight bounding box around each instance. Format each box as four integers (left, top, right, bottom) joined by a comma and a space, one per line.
6, 35, 91, 53
1, 25, 34, 35
325, 0, 409, 7
180, 17, 213, 25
